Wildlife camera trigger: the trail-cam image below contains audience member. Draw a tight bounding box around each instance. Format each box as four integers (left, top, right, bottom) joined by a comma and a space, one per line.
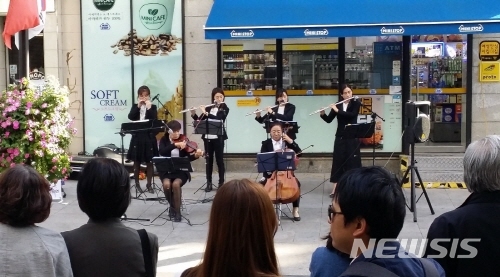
181, 179, 280, 277
330, 166, 444, 277
0, 165, 73, 276
309, 233, 352, 277
62, 158, 158, 277
425, 135, 500, 277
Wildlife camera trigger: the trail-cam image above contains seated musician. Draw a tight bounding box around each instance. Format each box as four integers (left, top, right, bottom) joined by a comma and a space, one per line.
158, 120, 203, 222
259, 121, 302, 221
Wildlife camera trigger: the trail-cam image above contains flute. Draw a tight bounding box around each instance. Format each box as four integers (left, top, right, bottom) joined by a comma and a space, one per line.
245, 102, 288, 116
179, 102, 225, 113
309, 96, 358, 115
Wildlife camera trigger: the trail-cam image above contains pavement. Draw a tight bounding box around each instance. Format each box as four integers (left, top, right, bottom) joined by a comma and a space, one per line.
40, 172, 470, 277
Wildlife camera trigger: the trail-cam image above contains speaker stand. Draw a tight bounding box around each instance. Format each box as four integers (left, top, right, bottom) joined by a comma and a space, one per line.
400, 142, 435, 222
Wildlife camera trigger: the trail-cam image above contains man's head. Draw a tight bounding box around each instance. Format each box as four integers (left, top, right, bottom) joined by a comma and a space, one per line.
464, 135, 500, 193
330, 166, 406, 255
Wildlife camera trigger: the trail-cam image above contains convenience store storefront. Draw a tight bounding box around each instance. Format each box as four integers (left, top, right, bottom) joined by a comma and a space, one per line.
204, 0, 500, 155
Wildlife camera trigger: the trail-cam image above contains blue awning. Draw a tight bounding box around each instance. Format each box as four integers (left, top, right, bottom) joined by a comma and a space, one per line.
204, 0, 500, 39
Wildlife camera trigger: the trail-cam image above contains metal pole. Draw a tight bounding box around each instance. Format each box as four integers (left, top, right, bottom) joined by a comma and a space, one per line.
17, 30, 29, 79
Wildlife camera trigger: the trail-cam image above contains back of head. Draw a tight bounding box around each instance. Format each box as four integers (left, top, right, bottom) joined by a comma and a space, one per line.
77, 158, 131, 221
333, 166, 405, 240
0, 165, 52, 226
464, 135, 500, 193
199, 179, 279, 277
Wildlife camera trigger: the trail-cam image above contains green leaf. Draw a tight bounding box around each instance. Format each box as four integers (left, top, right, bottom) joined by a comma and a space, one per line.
152, 9, 158, 16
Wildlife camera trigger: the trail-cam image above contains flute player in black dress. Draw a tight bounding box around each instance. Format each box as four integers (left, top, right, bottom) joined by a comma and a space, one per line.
319, 84, 362, 196
127, 85, 159, 194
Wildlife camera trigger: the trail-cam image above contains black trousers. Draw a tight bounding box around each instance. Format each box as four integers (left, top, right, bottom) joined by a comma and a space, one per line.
330, 137, 361, 183
203, 138, 225, 184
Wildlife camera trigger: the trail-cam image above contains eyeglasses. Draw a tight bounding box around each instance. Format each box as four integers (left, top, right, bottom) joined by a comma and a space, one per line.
328, 205, 343, 221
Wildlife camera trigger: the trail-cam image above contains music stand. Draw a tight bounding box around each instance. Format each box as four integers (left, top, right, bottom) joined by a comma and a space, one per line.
119, 119, 165, 200
151, 157, 193, 224
342, 122, 376, 166
193, 119, 224, 193
257, 151, 296, 225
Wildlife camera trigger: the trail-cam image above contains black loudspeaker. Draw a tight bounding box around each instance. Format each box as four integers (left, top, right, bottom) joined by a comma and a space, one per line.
404, 101, 431, 144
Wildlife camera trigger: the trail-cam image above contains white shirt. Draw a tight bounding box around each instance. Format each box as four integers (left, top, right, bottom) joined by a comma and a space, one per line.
277, 105, 285, 115
206, 107, 219, 139
272, 139, 283, 151
139, 105, 146, 120
343, 102, 348, 112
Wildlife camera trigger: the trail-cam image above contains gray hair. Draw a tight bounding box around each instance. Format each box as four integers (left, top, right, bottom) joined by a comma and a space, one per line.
464, 135, 500, 192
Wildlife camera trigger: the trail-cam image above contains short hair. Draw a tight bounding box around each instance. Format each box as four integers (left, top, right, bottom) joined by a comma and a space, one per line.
167, 120, 181, 132
211, 87, 225, 101
333, 166, 406, 240
137, 85, 151, 97
464, 135, 500, 193
269, 121, 283, 131
196, 179, 279, 277
275, 88, 288, 100
0, 165, 52, 226
77, 158, 131, 221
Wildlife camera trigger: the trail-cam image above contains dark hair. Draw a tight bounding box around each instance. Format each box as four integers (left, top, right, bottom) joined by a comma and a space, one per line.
77, 158, 131, 221
275, 88, 288, 100
339, 84, 352, 96
321, 233, 352, 260
269, 121, 283, 130
211, 87, 225, 101
192, 179, 279, 277
167, 120, 181, 132
0, 165, 52, 226
137, 85, 151, 97
333, 166, 405, 240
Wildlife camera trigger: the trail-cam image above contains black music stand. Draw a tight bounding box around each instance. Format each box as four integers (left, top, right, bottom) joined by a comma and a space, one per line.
119, 119, 165, 200
357, 103, 386, 165
193, 119, 224, 193
151, 156, 193, 224
257, 151, 296, 225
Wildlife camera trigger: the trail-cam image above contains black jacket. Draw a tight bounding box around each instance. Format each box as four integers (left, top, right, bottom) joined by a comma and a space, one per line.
260, 138, 302, 179
191, 104, 229, 140
128, 104, 157, 121
320, 100, 361, 137
424, 191, 500, 277
256, 103, 297, 139
158, 135, 198, 180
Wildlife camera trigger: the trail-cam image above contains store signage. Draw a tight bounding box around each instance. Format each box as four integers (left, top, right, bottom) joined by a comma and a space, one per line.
230, 30, 254, 38
479, 40, 500, 61
458, 24, 484, 33
380, 26, 404, 35
479, 61, 500, 82
304, 29, 328, 36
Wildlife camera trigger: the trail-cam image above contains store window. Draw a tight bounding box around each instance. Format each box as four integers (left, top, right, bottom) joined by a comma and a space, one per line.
7, 34, 45, 83
411, 34, 466, 147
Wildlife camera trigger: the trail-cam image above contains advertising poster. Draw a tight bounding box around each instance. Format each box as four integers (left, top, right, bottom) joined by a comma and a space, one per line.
82, 0, 183, 152
357, 96, 385, 150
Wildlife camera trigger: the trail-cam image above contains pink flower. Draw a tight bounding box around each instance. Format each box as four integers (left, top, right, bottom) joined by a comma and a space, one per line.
1, 122, 6, 128
6, 157, 11, 162
25, 109, 30, 115
41, 103, 47, 108
12, 120, 19, 129
24, 153, 30, 159
52, 157, 58, 163
7, 148, 13, 154
10, 163, 15, 168
13, 148, 19, 156
26, 102, 32, 109
4, 132, 9, 138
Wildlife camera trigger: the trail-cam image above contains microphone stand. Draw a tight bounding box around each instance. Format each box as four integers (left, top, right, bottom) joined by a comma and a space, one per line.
357, 100, 385, 166
152, 94, 173, 121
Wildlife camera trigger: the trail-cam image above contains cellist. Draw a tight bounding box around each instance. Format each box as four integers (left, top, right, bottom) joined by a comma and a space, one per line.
259, 121, 302, 221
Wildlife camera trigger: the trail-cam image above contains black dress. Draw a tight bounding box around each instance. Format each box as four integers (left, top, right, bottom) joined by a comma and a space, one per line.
158, 135, 197, 186
126, 104, 159, 164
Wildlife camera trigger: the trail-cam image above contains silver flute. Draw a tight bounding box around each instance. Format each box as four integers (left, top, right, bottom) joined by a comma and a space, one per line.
309, 96, 358, 115
245, 102, 288, 116
179, 102, 225, 113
